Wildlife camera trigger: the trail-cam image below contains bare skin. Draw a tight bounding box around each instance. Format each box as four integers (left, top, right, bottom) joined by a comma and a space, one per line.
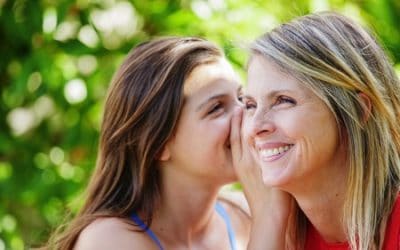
230, 106, 292, 250
242, 55, 349, 244
74, 58, 251, 250
75, 57, 290, 250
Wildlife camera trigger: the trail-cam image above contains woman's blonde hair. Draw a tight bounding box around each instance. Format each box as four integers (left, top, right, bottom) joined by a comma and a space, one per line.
251, 12, 400, 249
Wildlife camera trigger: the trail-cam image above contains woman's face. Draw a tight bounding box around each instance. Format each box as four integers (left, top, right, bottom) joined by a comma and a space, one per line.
163, 58, 241, 184
242, 55, 346, 191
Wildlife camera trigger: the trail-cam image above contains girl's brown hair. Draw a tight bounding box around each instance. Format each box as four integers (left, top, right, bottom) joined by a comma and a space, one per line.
48, 37, 222, 249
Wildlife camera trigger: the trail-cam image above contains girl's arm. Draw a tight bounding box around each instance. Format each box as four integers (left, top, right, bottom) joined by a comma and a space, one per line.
230, 107, 291, 250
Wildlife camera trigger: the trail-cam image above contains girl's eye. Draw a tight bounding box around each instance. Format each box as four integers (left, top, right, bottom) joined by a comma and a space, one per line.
274, 96, 296, 106
207, 103, 223, 115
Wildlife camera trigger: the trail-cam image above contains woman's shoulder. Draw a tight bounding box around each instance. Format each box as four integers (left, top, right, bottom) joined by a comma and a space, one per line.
382, 194, 400, 249
386, 194, 400, 231
74, 217, 159, 250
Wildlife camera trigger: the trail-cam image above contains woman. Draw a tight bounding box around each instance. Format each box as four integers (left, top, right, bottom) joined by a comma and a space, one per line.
233, 12, 400, 249
47, 37, 287, 250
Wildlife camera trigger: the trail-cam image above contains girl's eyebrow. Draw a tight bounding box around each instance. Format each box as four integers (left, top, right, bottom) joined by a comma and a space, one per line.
196, 94, 226, 111
196, 85, 243, 112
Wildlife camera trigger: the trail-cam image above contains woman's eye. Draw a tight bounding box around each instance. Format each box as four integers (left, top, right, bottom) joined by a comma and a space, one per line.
244, 100, 256, 110
274, 96, 296, 106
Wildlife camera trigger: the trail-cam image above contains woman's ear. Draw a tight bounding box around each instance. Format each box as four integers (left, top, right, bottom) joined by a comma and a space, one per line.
357, 92, 372, 123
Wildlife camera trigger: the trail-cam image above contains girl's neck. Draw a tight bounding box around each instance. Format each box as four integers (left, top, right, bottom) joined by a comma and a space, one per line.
152, 169, 224, 246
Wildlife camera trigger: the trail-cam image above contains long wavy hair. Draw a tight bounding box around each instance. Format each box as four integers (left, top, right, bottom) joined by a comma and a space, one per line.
251, 12, 400, 249
47, 37, 222, 249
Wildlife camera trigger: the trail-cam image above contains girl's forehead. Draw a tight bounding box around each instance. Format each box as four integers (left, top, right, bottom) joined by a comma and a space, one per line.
184, 58, 239, 96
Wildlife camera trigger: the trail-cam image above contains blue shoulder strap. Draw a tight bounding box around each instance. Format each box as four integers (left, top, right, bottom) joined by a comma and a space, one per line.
130, 213, 164, 250
215, 202, 237, 250
131, 204, 237, 250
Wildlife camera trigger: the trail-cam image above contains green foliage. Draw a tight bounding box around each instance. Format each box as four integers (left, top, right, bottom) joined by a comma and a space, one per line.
0, 0, 399, 249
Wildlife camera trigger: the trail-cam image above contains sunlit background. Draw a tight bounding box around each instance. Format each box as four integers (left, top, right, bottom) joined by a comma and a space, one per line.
1, 0, 400, 249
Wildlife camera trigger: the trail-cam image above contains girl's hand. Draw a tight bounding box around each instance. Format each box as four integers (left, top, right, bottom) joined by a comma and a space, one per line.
230, 107, 292, 249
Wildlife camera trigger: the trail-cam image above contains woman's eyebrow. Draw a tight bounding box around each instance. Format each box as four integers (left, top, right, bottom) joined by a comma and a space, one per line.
242, 89, 296, 100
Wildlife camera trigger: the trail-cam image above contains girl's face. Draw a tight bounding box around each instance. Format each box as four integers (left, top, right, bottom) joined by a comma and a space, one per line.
242, 55, 346, 191
162, 58, 242, 185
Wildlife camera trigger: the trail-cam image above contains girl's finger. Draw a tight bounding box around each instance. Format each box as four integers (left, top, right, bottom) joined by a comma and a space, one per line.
230, 107, 243, 161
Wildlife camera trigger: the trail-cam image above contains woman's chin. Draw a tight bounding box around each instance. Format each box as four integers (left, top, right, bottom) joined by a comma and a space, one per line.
261, 167, 292, 188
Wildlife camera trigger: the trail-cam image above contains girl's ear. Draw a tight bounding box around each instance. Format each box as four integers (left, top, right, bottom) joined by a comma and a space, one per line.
357, 92, 372, 123
158, 144, 171, 162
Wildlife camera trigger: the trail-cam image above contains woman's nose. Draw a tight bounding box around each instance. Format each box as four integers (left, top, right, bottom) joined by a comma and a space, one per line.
246, 109, 276, 138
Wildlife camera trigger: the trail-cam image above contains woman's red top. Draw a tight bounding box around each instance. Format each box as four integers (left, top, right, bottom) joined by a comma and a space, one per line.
304, 195, 400, 250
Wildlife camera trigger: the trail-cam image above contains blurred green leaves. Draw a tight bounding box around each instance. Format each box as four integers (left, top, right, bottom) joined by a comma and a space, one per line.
0, 0, 399, 249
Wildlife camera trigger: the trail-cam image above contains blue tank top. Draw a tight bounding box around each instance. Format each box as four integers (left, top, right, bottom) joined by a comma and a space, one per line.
130, 202, 237, 250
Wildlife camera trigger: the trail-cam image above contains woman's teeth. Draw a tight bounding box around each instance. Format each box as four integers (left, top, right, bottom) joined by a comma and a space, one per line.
260, 145, 292, 158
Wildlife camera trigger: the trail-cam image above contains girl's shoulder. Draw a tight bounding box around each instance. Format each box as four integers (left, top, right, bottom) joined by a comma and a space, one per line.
74, 217, 159, 250
217, 189, 251, 249
217, 188, 250, 216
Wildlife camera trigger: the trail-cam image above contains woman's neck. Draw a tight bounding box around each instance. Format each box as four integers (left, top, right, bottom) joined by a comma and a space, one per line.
288, 157, 349, 243
297, 185, 347, 243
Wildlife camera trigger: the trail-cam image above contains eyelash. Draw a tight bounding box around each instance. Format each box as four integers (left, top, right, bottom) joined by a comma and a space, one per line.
243, 100, 256, 110
275, 96, 296, 106
242, 95, 296, 111
207, 102, 223, 115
